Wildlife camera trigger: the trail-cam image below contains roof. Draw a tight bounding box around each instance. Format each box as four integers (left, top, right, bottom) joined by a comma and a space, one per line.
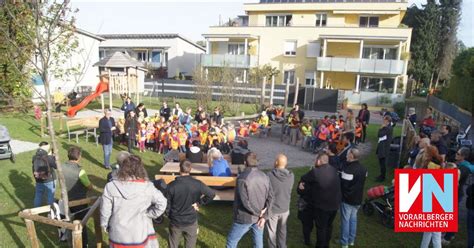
75, 28, 106, 41
98, 33, 205, 51
93, 51, 145, 68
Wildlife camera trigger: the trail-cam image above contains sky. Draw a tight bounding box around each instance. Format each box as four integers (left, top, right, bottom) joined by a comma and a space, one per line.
70, 0, 473, 47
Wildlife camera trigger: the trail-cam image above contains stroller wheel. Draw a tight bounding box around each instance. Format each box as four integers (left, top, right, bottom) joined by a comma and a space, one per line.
382, 209, 394, 229
362, 202, 374, 216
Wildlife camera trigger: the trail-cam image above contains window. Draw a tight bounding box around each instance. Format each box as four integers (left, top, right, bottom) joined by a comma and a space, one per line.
228, 43, 245, 55
137, 51, 147, 62
266, 15, 292, 27
151, 51, 161, 63
362, 47, 398, 60
305, 71, 315, 86
283, 70, 295, 84
315, 13, 327, 27
360, 77, 395, 93
359, 16, 379, 27
99, 50, 105, 59
306, 41, 321, 58
284, 41, 297, 56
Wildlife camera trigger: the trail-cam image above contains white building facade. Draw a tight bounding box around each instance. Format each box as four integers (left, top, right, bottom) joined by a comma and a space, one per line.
98, 34, 205, 78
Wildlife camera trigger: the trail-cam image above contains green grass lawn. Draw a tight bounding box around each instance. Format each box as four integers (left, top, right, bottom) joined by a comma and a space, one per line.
0, 114, 468, 247
84, 95, 260, 117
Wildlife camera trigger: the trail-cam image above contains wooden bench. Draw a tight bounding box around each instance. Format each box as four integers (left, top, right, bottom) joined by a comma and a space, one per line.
155, 174, 236, 201
66, 117, 100, 145
159, 162, 243, 175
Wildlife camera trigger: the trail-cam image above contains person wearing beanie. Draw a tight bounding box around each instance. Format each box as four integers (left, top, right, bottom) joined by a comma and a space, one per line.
32, 141, 57, 207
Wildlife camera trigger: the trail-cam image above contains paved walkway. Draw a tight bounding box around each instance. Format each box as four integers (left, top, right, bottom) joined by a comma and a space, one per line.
249, 124, 373, 169
10, 139, 39, 154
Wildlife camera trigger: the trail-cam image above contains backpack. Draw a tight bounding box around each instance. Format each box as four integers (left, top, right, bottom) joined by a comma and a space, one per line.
33, 154, 51, 180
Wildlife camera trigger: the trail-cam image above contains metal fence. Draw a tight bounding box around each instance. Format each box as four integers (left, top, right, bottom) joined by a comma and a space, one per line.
428, 95, 472, 130
143, 79, 286, 105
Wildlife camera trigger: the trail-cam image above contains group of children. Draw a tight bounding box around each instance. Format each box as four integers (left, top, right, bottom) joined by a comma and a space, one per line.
294, 114, 364, 151
114, 110, 261, 155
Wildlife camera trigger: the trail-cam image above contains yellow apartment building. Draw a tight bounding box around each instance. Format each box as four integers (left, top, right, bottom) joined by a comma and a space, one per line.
201, 0, 412, 106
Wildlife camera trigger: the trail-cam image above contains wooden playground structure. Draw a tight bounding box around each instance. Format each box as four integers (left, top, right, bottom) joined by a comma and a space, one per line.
18, 197, 103, 248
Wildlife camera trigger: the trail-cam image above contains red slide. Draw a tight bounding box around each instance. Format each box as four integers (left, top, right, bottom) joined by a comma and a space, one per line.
67, 81, 109, 117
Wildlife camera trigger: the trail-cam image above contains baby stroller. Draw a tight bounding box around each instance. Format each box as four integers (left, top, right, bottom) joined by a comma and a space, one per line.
0, 125, 15, 162
362, 185, 394, 228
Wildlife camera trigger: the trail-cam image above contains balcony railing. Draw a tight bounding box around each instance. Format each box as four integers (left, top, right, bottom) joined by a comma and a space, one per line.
317, 57, 404, 75
201, 54, 257, 68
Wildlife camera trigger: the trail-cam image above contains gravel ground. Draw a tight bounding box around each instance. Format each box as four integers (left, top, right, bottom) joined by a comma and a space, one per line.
248, 124, 373, 170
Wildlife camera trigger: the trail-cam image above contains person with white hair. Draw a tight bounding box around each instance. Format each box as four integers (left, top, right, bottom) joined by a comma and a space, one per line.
208, 148, 231, 177
407, 107, 417, 127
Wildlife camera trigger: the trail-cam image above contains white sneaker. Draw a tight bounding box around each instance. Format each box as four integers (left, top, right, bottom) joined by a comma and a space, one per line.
349, 243, 355, 246
342, 245, 349, 248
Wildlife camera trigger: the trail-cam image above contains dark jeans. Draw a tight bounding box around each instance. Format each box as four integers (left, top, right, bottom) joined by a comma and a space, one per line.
314, 208, 337, 248
362, 124, 367, 143
168, 221, 198, 248
71, 204, 88, 248
298, 207, 315, 245
127, 138, 135, 153
378, 157, 387, 179
468, 208, 474, 248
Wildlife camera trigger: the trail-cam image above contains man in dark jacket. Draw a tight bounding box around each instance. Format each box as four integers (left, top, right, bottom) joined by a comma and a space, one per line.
298, 151, 341, 248
231, 140, 250, 165
266, 154, 294, 248
338, 132, 355, 169
375, 115, 393, 182
340, 148, 367, 248
185, 140, 204, 163
32, 141, 57, 207
166, 160, 215, 248
160, 101, 171, 121
124, 111, 138, 153
99, 109, 116, 169
210, 107, 223, 126
120, 97, 135, 119
357, 103, 370, 143
226, 152, 273, 248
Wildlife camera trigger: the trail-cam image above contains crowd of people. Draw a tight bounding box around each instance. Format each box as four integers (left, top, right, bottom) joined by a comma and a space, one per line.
30, 98, 474, 248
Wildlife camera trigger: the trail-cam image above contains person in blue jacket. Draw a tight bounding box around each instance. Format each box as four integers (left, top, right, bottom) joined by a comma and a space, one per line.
208, 148, 231, 177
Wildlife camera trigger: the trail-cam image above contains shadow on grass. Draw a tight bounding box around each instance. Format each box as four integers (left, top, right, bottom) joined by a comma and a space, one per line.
60, 141, 103, 168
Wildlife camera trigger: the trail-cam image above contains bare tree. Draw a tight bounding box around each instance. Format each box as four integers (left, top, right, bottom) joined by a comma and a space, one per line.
1, 0, 81, 217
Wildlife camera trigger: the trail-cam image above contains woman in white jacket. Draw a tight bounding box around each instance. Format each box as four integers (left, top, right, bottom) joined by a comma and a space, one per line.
101, 155, 167, 247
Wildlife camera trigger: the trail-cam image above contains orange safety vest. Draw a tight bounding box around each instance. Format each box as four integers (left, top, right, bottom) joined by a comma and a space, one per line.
338, 120, 345, 130
161, 132, 169, 146
228, 130, 236, 143
355, 126, 362, 138
169, 135, 180, 150
318, 129, 328, 141
239, 127, 249, 137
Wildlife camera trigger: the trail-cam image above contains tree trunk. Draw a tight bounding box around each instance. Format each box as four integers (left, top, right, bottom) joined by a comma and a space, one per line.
42, 72, 70, 219
434, 72, 440, 89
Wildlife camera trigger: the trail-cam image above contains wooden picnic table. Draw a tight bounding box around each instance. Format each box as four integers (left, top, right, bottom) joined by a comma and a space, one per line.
160, 162, 244, 175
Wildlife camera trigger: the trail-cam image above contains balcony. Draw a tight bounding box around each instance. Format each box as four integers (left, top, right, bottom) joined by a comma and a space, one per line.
201, 54, 257, 68
317, 57, 404, 75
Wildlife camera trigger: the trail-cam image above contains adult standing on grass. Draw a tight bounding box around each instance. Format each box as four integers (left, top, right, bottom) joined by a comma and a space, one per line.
298, 151, 341, 248
226, 152, 273, 248
266, 154, 294, 248
357, 103, 370, 143
340, 148, 367, 248
165, 160, 215, 248
124, 111, 139, 153
32, 141, 57, 207
344, 109, 356, 134
101, 155, 167, 247
135, 102, 148, 119
375, 115, 392, 182
63, 146, 95, 247
120, 96, 135, 119
160, 101, 171, 121
99, 109, 116, 169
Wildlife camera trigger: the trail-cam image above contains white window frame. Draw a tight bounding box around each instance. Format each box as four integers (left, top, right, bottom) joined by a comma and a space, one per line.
305, 71, 315, 86
227, 43, 246, 55
315, 13, 327, 27
265, 14, 293, 27
359, 16, 379, 28
136, 50, 148, 62
306, 41, 321, 58
284, 40, 297, 57
99, 50, 106, 59
362, 45, 398, 60
283, 70, 295, 85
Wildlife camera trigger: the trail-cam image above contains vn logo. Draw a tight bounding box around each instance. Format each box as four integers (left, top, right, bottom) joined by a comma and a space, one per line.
394, 169, 458, 232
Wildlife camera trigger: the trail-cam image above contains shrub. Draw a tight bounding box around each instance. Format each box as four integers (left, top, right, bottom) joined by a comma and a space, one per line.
393, 102, 406, 118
